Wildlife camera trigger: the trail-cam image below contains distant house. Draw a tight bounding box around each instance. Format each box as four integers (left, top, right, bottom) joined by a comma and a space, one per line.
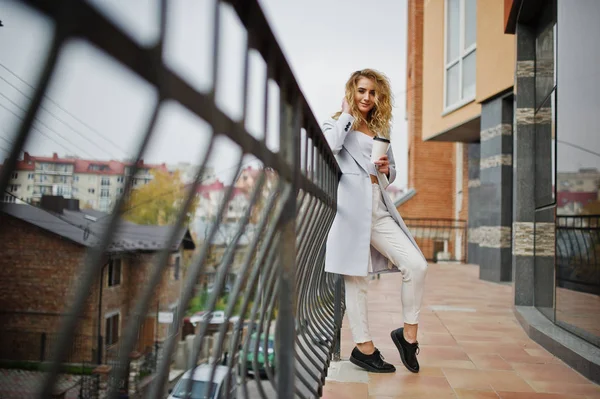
1, 152, 169, 212
0, 196, 195, 366
192, 219, 256, 289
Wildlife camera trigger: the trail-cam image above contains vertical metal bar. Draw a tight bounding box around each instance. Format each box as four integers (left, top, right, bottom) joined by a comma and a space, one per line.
40, 333, 46, 362
333, 275, 342, 361
276, 84, 298, 398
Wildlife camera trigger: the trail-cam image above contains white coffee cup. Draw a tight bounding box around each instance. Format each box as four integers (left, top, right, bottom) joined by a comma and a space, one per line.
371, 136, 390, 163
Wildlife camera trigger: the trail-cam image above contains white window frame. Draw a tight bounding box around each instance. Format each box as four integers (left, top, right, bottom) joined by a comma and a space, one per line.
443, 0, 477, 113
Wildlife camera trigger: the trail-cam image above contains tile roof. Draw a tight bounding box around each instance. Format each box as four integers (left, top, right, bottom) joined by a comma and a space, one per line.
2, 152, 168, 176
1, 203, 195, 253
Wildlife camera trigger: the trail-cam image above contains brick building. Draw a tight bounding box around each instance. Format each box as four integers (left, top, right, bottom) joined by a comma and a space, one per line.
402, 0, 515, 269
398, 0, 470, 262
0, 196, 195, 365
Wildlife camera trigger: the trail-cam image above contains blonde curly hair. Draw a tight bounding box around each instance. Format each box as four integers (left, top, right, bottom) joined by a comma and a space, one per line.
333, 69, 394, 139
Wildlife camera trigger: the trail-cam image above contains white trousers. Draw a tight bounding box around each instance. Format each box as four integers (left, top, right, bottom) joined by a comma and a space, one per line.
344, 183, 428, 344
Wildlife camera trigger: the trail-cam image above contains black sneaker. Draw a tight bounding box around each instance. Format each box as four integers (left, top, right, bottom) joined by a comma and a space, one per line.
391, 328, 420, 373
349, 347, 396, 373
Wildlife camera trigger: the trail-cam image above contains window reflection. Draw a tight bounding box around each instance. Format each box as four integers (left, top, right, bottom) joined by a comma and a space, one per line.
555, 0, 600, 347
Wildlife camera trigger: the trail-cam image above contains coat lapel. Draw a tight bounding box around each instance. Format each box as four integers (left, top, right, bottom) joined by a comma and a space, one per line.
343, 131, 369, 174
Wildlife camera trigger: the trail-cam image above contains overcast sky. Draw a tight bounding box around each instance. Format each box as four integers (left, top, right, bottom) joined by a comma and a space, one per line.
0, 0, 411, 188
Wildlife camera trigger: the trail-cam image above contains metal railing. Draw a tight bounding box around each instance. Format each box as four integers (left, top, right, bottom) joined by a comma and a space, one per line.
0, 1, 342, 398
403, 218, 467, 262
556, 215, 600, 295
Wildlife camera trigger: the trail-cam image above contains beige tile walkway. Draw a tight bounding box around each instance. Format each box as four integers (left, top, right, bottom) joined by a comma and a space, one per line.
323, 263, 600, 399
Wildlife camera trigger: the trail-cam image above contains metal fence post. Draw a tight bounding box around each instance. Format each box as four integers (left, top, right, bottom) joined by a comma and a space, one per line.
333, 275, 343, 361
40, 332, 46, 362
276, 85, 299, 398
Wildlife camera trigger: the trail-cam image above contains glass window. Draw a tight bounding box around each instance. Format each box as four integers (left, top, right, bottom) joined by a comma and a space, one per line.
173, 256, 180, 280
535, 22, 556, 109
445, 0, 477, 109
446, 64, 460, 106
105, 313, 119, 346
108, 259, 121, 287
447, 0, 460, 61
464, 0, 477, 48
554, 0, 600, 347
462, 52, 476, 99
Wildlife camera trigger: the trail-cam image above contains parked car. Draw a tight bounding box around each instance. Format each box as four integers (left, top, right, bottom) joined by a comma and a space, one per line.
239, 332, 275, 376
168, 364, 237, 399
189, 311, 225, 326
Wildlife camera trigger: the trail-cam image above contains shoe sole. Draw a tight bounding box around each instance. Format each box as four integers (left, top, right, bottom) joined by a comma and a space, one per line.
391, 329, 419, 373
349, 355, 396, 373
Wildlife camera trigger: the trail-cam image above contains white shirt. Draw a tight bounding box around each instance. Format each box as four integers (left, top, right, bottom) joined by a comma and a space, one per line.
355, 132, 379, 176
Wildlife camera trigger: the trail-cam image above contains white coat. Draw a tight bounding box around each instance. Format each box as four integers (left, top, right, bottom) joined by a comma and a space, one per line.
323, 113, 425, 276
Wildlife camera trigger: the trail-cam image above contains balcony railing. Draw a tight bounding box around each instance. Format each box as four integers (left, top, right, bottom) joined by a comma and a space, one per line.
34, 169, 74, 176
557, 215, 600, 295
404, 218, 467, 262
0, 1, 342, 398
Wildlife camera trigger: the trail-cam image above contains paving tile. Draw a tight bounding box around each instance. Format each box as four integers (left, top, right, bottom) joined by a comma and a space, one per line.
511, 363, 590, 384
418, 345, 471, 361
419, 333, 458, 346
497, 392, 588, 398
468, 354, 513, 371
442, 368, 492, 390
455, 389, 500, 399
527, 381, 600, 396
326, 361, 370, 383
322, 381, 368, 399
422, 359, 477, 369
524, 348, 554, 358
483, 370, 534, 392
368, 374, 455, 398
326, 264, 600, 398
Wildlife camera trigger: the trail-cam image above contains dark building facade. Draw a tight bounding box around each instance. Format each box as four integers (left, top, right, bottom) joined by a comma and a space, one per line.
506, 0, 600, 383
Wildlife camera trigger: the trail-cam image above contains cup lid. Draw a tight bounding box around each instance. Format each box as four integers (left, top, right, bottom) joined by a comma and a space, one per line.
373, 136, 390, 143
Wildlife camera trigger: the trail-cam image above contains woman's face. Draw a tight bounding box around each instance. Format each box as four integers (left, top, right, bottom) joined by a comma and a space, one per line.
353, 77, 376, 117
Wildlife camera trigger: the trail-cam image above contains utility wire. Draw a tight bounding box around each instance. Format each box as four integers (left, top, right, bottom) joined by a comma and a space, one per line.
557, 139, 600, 159
0, 92, 98, 159
0, 102, 87, 159
0, 62, 130, 158
0, 75, 120, 159
0, 134, 13, 146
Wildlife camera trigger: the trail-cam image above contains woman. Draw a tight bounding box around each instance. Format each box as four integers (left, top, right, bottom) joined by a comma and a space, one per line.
323, 69, 428, 373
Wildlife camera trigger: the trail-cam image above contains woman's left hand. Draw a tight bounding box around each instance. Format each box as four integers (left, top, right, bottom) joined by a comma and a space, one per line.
375, 155, 390, 176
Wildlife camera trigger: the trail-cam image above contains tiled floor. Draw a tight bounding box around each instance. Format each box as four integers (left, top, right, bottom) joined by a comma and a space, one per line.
323, 263, 600, 399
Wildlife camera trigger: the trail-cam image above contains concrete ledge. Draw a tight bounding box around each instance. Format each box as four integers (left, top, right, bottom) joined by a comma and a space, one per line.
514, 305, 600, 384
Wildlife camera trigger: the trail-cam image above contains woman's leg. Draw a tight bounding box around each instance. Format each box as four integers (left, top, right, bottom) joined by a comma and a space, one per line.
343, 275, 374, 353
344, 274, 396, 373
370, 191, 428, 341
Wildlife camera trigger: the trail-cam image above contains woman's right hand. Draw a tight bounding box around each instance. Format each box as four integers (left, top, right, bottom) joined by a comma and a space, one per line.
341, 97, 351, 114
